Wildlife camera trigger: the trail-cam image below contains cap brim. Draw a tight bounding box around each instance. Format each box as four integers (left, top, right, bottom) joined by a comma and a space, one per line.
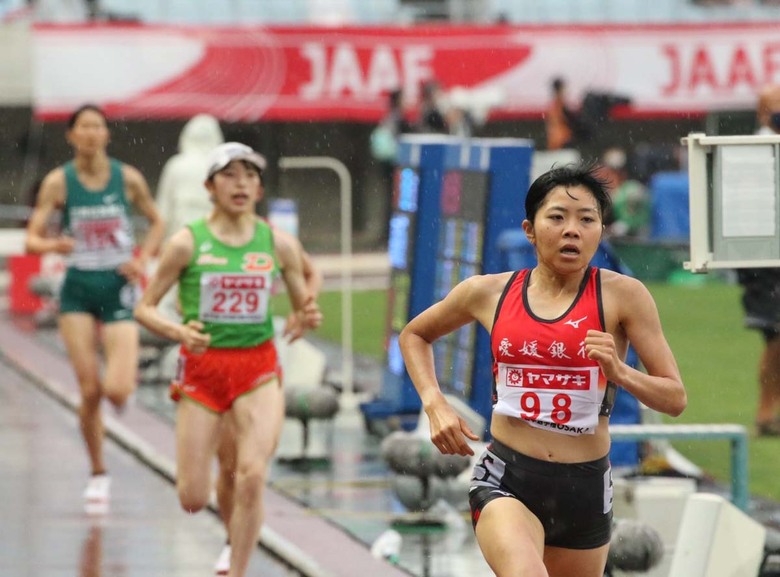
207, 152, 267, 178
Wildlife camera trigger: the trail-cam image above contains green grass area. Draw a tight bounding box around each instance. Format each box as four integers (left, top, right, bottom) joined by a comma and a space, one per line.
313, 290, 389, 359
277, 281, 780, 501
272, 290, 388, 359
647, 281, 780, 501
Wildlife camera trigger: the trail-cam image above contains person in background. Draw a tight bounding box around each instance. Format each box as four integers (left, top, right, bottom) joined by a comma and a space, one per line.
25, 103, 164, 507
599, 147, 651, 239
737, 85, 780, 436
154, 114, 225, 323
156, 114, 225, 242
371, 88, 415, 244
757, 84, 780, 135
134, 142, 322, 577
446, 105, 476, 138
399, 163, 685, 577
545, 77, 577, 150
417, 79, 449, 134
381, 89, 415, 144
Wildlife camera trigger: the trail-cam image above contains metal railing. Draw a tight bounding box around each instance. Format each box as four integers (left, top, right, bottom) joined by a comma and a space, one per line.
610, 423, 750, 512
278, 156, 357, 407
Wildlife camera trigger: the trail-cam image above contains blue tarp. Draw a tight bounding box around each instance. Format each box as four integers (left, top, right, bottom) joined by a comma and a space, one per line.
650, 171, 690, 242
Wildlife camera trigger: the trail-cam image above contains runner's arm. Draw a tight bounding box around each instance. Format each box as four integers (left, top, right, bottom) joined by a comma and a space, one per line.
399, 276, 496, 455
123, 164, 165, 266
273, 229, 322, 339
587, 274, 686, 417
133, 228, 208, 350
24, 169, 73, 255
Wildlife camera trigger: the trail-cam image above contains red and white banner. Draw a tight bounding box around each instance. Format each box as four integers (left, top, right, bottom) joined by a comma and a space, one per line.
33, 23, 780, 122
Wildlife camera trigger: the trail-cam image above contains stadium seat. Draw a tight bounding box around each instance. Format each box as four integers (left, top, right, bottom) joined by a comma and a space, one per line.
612, 476, 698, 577
274, 319, 340, 466
668, 493, 766, 577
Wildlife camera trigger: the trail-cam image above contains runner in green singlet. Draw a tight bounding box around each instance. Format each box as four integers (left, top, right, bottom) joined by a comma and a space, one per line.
134, 142, 322, 577
25, 104, 164, 508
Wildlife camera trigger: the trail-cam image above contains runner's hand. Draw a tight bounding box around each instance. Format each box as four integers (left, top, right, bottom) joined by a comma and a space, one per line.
118, 257, 146, 283
584, 329, 625, 383
425, 395, 479, 456
179, 320, 210, 354
51, 236, 75, 255
283, 298, 323, 343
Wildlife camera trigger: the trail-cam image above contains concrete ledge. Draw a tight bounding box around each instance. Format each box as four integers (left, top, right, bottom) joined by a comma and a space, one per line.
311, 252, 389, 290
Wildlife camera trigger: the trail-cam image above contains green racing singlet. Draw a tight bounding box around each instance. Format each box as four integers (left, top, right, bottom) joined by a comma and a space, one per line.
178, 218, 280, 348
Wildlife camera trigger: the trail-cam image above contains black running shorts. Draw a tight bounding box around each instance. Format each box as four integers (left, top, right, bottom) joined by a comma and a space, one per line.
468, 438, 613, 549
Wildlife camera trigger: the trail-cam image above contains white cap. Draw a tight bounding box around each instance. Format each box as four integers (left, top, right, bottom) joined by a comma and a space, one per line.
206, 142, 267, 179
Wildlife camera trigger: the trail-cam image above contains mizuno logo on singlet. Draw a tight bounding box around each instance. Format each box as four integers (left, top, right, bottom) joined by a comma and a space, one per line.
565, 316, 588, 328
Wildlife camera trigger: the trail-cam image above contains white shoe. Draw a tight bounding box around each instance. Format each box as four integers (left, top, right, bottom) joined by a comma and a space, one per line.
83, 474, 111, 503
214, 544, 231, 576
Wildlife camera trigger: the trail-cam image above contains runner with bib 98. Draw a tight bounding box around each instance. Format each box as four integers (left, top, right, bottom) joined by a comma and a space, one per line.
399, 162, 686, 577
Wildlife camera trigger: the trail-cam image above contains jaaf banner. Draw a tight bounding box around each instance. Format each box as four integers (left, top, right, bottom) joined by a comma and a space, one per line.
32, 23, 780, 122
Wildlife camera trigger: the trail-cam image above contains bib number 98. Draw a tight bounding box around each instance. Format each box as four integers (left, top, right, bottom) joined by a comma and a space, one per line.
520, 392, 572, 424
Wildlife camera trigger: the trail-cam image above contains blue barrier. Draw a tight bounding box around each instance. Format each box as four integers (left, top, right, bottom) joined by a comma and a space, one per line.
650, 171, 690, 242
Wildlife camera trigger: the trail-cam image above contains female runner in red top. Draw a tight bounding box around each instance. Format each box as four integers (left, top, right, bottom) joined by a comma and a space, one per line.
399, 163, 686, 577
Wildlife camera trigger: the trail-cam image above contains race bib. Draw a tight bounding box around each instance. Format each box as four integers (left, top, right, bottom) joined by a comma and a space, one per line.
199, 272, 271, 324
75, 217, 128, 250
69, 213, 134, 269
494, 362, 602, 435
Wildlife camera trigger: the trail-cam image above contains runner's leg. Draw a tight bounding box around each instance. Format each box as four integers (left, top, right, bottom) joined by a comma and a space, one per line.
59, 313, 104, 475
175, 399, 221, 513
100, 320, 139, 409
216, 419, 238, 534
474, 497, 548, 577
226, 378, 285, 577
214, 419, 238, 575
544, 545, 609, 577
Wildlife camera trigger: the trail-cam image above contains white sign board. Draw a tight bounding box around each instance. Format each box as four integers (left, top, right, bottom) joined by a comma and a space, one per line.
685, 133, 780, 273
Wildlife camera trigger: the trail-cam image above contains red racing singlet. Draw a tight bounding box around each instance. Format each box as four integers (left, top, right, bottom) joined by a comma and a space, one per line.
491, 267, 615, 436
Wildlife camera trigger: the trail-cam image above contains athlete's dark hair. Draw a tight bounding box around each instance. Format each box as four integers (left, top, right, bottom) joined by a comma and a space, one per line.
524, 161, 611, 223
67, 104, 107, 129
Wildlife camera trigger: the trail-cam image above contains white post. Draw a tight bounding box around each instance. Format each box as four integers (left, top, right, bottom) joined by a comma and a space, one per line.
278, 157, 354, 404
684, 132, 712, 273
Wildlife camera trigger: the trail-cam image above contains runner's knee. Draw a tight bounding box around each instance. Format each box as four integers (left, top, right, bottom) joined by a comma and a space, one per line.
80, 385, 102, 410
104, 387, 132, 407
177, 481, 209, 513
234, 463, 267, 498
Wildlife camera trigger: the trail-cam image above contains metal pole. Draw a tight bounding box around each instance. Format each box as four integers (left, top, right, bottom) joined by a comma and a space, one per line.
278, 156, 354, 404
731, 434, 750, 513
